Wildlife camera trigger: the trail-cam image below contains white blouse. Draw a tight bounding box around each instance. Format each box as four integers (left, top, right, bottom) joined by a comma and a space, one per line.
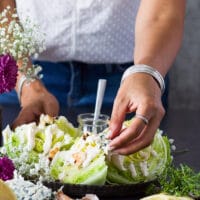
15, 0, 140, 63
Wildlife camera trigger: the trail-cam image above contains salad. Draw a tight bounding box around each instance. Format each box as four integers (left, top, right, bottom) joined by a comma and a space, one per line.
1, 114, 171, 185
106, 129, 171, 184
2, 114, 78, 180
50, 132, 108, 185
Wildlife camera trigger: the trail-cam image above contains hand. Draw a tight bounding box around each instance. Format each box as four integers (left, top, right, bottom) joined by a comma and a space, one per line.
12, 80, 59, 129
108, 73, 165, 155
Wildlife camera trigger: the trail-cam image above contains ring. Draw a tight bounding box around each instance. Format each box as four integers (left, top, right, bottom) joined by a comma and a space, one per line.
135, 114, 149, 125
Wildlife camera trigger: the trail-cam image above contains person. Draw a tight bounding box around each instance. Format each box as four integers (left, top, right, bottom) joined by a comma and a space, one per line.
0, 0, 186, 155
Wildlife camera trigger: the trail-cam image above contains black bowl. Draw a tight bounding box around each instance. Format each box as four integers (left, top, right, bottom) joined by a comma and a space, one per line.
43, 181, 155, 198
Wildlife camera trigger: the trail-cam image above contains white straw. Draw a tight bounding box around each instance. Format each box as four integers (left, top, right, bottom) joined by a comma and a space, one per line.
93, 79, 107, 122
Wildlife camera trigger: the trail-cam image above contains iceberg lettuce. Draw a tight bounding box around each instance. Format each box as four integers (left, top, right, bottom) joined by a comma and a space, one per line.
2, 115, 78, 180
2, 115, 171, 185
55, 116, 79, 138
106, 129, 171, 184
50, 132, 107, 185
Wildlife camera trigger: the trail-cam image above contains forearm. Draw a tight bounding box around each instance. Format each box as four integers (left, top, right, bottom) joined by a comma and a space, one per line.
134, 0, 186, 77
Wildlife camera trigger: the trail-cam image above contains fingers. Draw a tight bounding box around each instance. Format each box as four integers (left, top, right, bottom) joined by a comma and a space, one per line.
109, 88, 132, 139
12, 92, 60, 130
43, 94, 60, 116
109, 117, 146, 149
108, 73, 166, 155
109, 105, 165, 155
11, 106, 42, 130
111, 116, 161, 155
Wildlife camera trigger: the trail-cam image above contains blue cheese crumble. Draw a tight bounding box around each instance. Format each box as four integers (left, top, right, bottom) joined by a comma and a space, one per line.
6, 173, 54, 200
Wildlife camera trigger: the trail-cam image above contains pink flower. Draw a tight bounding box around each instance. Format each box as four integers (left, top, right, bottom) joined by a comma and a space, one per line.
0, 156, 15, 181
0, 54, 18, 94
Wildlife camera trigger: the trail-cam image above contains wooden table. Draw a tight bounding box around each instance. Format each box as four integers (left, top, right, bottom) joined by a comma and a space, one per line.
1, 104, 200, 199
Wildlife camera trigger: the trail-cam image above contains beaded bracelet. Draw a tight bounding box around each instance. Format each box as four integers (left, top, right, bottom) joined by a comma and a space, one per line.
121, 64, 165, 94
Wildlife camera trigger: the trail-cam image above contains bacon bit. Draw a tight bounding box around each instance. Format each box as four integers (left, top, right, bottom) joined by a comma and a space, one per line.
72, 152, 86, 167
56, 191, 73, 200
83, 132, 89, 140
49, 147, 59, 159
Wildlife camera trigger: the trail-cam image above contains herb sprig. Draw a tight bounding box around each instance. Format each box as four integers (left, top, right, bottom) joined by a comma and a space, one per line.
158, 164, 200, 198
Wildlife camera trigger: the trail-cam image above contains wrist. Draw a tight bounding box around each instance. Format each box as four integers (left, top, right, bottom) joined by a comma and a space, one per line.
121, 64, 165, 94
16, 64, 43, 105
17, 75, 45, 106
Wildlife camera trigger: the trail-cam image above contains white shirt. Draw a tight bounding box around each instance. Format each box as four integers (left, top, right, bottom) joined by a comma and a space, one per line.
16, 0, 140, 63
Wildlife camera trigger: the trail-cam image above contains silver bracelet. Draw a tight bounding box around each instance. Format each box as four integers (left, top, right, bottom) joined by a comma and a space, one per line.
17, 75, 39, 104
121, 64, 165, 94
17, 65, 43, 104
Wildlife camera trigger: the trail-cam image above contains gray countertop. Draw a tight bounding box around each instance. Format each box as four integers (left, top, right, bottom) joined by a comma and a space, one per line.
1, 105, 200, 199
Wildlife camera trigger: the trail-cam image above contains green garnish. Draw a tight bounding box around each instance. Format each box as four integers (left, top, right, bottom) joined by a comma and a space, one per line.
158, 164, 200, 198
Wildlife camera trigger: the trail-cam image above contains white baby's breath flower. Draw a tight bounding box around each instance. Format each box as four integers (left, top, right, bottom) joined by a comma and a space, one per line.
0, 8, 46, 78
12, 14, 18, 18
0, 17, 8, 24
34, 53, 39, 59
1, 10, 7, 17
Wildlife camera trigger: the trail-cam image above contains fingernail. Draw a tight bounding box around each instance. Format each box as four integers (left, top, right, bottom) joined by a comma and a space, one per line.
109, 150, 119, 155
105, 130, 112, 139
108, 145, 115, 151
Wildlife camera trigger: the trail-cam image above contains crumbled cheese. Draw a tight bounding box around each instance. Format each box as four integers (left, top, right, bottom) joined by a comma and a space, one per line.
6, 172, 53, 200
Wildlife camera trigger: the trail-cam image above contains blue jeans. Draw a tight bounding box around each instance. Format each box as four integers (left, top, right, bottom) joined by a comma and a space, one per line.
0, 61, 169, 109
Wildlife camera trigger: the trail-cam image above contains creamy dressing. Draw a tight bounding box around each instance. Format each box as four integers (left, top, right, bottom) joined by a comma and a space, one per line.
63, 134, 72, 144
129, 163, 137, 177
38, 114, 54, 129
26, 123, 37, 151
139, 151, 150, 160
53, 133, 103, 173
2, 125, 12, 144
151, 149, 158, 157
82, 146, 101, 168
43, 125, 55, 154
140, 161, 149, 177
111, 154, 126, 171
53, 142, 62, 149
58, 171, 66, 181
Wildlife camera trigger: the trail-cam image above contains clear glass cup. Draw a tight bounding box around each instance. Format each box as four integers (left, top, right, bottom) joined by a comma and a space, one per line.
77, 113, 109, 134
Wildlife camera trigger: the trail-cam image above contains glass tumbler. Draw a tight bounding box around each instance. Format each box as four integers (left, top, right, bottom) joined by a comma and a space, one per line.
77, 113, 109, 134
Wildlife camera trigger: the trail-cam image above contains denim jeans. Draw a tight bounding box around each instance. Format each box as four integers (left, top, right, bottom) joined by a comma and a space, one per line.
0, 61, 169, 110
